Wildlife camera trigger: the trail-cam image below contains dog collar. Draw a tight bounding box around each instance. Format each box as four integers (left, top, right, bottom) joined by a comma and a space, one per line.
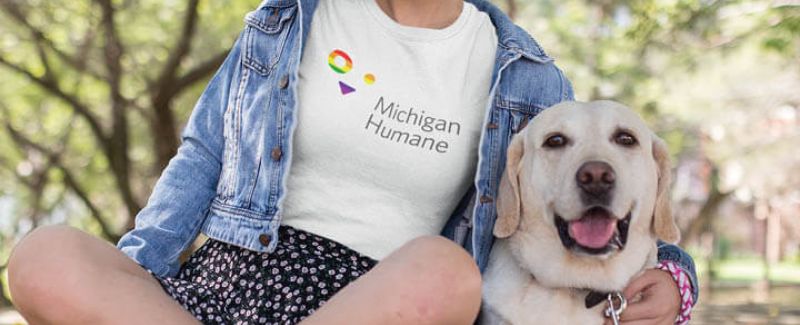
584, 291, 611, 308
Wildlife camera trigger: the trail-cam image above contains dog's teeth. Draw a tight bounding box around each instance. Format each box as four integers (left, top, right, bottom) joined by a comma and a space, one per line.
612, 234, 623, 248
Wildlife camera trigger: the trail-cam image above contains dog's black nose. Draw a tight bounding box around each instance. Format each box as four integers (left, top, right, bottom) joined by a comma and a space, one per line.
576, 161, 615, 198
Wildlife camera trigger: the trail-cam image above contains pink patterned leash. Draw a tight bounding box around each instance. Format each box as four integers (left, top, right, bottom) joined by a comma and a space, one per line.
656, 260, 694, 325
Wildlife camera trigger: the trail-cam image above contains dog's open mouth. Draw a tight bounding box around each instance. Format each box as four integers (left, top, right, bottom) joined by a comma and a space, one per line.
555, 207, 631, 255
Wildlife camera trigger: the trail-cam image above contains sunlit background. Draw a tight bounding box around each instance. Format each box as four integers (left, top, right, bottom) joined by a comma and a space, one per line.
1, 0, 798, 324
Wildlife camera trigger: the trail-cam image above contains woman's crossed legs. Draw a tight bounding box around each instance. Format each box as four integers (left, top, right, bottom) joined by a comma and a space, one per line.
8, 226, 481, 325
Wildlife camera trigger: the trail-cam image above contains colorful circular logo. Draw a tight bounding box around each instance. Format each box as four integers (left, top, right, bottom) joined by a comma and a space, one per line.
328, 49, 353, 74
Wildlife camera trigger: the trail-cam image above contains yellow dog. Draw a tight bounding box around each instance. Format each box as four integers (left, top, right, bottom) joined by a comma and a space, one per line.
481, 100, 680, 324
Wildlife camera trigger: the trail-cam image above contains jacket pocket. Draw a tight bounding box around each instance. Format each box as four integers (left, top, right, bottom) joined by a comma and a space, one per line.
495, 98, 543, 135
241, 3, 297, 76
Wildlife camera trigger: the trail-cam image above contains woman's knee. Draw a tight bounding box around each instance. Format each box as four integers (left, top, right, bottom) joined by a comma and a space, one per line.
390, 236, 482, 324
400, 236, 480, 279
8, 225, 99, 317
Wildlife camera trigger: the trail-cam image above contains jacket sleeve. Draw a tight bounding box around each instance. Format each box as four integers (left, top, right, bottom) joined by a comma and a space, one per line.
116, 34, 243, 278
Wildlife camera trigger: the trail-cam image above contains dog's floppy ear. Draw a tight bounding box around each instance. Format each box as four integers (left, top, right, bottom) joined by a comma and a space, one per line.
651, 136, 680, 243
495, 134, 525, 238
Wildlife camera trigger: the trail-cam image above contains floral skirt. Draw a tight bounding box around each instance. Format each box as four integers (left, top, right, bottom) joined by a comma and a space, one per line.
153, 226, 378, 324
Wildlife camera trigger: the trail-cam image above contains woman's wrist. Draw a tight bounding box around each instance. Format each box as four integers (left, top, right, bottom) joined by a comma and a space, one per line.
655, 260, 694, 325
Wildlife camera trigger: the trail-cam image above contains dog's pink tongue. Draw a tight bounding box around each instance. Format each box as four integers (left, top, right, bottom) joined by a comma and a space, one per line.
569, 213, 617, 249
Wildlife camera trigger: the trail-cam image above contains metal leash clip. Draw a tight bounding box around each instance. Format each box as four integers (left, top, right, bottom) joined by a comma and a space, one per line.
604, 292, 627, 325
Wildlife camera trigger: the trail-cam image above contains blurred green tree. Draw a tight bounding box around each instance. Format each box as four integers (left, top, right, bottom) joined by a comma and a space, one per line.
0, 1, 258, 306
0, 0, 260, 240
508, 0, 799, 245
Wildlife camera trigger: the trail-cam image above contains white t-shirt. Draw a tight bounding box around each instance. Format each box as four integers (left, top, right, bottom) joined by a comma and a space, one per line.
281, 0, 497, 259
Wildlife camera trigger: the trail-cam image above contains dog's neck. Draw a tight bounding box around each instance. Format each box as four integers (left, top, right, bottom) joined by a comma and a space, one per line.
526, 244, 656, 309
528, 272, 614, 309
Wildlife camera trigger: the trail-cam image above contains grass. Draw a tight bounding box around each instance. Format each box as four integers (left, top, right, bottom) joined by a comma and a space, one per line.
694, 256, 800, 284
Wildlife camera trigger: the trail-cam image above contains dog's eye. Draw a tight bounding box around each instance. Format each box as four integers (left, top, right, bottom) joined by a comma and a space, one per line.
543, 134, 569, 148
614, 132, 638, 147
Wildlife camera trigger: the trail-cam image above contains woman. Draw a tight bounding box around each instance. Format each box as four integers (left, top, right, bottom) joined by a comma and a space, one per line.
8, 0, 696, 324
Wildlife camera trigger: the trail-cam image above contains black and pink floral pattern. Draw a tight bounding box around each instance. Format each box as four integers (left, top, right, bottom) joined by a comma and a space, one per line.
153, 226, 377, 324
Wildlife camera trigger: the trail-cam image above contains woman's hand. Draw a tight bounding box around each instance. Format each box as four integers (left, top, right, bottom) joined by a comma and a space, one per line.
604, 269, 681, 325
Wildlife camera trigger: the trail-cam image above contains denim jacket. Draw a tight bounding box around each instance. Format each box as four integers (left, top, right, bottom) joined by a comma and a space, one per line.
118, 0, 698, 302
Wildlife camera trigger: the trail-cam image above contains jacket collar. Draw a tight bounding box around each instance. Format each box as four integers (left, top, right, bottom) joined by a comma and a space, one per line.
465, 0, 552, 63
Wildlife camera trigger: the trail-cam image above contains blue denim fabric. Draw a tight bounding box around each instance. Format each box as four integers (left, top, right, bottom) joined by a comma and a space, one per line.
117, 0, 698, 303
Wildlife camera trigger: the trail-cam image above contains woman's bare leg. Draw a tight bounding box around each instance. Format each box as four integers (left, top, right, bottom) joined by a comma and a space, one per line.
7, 225, 199, 325
301, 236, 482, 325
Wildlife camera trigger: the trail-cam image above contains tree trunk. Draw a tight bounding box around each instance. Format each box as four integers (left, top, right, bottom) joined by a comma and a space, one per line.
106, 143, 141, 231
151, 95, 180, 172
685, 168, 731, 244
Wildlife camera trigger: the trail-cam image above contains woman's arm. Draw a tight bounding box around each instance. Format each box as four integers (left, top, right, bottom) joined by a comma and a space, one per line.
116, 33, 244, 278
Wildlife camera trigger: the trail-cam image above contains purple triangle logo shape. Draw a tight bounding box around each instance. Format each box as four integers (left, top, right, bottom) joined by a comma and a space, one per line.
339, 81, 356, 95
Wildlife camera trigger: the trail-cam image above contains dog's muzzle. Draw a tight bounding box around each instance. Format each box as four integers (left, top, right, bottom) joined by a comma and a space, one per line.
554, 207, 631, 255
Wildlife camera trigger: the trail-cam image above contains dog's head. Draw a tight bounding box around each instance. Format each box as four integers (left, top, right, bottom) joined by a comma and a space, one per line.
494, 100, 679, 292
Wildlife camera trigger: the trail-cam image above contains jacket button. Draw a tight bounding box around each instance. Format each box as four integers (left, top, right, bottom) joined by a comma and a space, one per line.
278, 74, 290, 89
486, 122, 498, 129
258, 234, 271, 246
271, 146, 282, 161
480, 195, 494, 204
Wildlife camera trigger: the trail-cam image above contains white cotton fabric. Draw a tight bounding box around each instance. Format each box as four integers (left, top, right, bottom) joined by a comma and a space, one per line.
281, 0, 497, 259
